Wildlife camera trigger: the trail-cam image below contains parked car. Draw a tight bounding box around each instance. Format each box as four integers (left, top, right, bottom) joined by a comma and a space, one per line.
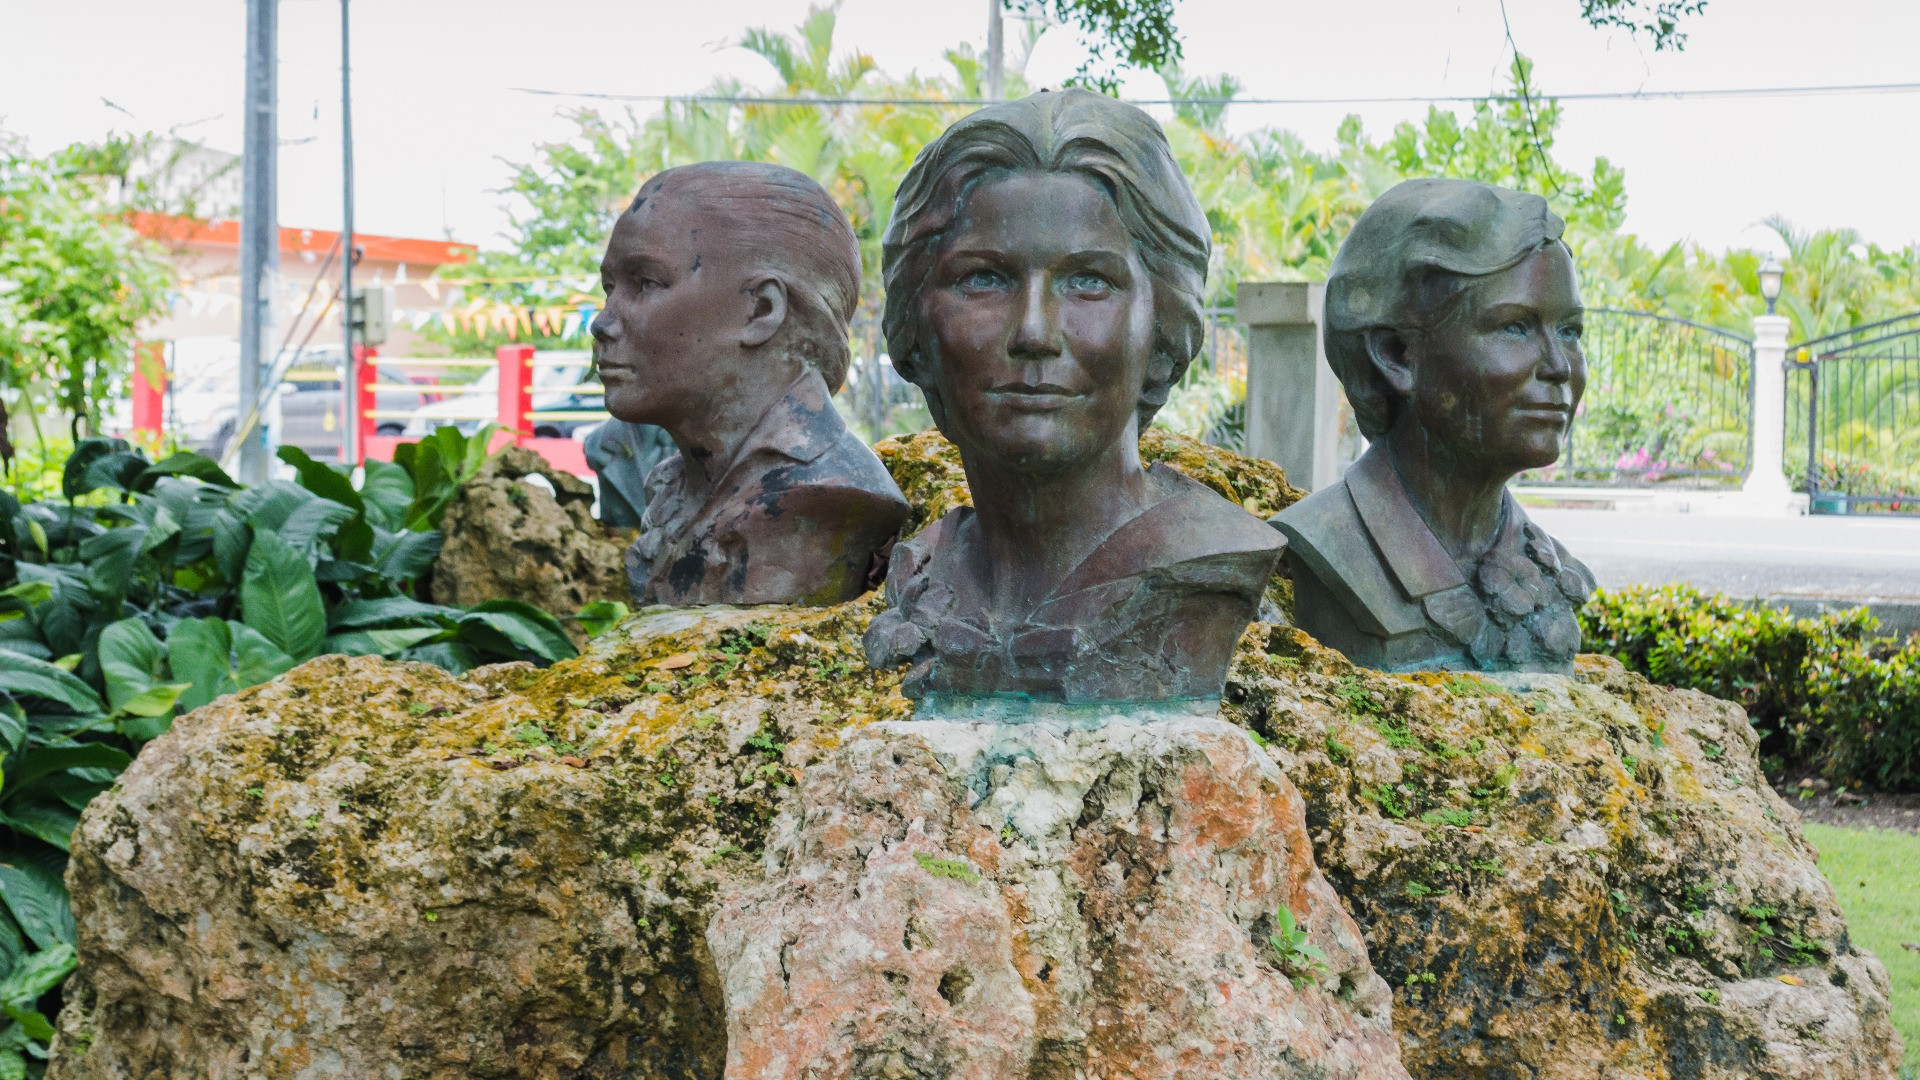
397, 350, 604, 439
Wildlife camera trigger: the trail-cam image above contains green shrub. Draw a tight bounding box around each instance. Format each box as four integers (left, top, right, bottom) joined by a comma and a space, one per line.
1581, 584, 1920, 791
0, 430, 575, 1072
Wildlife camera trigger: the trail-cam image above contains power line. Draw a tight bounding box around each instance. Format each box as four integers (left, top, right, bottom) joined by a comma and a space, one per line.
508, 81, 1920, 108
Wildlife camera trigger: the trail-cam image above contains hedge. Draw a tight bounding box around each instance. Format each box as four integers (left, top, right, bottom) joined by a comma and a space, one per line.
1581, 584, 1920, 791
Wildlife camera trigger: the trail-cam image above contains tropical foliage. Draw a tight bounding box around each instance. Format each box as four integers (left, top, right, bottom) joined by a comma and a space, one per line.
0, 135, 173, 441
0, 429, 571, 1071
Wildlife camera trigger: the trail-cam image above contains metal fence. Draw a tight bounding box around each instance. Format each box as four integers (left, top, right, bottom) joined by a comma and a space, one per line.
1522, 308, 1754, 488
1785, 312, 1920, 514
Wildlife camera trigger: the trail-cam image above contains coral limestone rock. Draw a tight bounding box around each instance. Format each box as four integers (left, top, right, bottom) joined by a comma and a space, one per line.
710, 712, 1404, 1079
1227, 625, 1906, 1079
430, 445, 629, 641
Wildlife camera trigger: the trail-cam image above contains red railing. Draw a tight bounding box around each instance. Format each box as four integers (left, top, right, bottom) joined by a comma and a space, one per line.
357, 344, 604, 475
125, 342, 608, 478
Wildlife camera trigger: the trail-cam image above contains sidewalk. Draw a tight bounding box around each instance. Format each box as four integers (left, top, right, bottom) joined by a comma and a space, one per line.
1529, 507, 1920, 634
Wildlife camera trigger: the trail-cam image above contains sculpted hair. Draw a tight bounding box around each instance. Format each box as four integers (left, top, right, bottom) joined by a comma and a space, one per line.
1323, 178, 1569, 440
880, 89, 1212, 427
635, 161, 862, 391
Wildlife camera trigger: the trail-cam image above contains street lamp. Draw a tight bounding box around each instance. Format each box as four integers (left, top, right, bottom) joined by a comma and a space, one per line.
1758, 255, 1784, 316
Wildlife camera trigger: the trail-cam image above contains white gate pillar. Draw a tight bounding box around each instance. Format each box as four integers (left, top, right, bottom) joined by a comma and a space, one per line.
1737, 313, 1801, 515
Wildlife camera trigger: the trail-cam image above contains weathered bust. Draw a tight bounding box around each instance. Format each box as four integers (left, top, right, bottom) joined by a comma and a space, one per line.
592, 161, 910, 606
862, 90, 1283, 707
1270, 178, 1596, 674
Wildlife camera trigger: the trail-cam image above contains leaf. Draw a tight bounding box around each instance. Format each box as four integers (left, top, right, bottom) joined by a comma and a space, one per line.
0, 862, 72, 949
275, 445, 362, 515
96, 618, 165, 713
165, 617, 237, 714
231, 480, 316, 533
328, 596, 460, 630
2, 1003, 53, 1042
78, 528, 144, 602
369, 528, 443, 583
0, 585, 50, 610
333, 517, 374, 564
210, 511, 251, 583
322, 628, 443, 657
232, 622, 298, 688
240, 531, 326, 662
574, 600, 630, 637
0, 652, 105, 716
61, 437, 137, 499
0, 944, 76, 1006
117, 683, 190, 718
0, 802, 80, 852
137, 451, 237, 490
275, 498, 355, 558
458, 600, 577, 663
358, 460, 414, 531
400, 641, 478, 675
1, 745, 131, 795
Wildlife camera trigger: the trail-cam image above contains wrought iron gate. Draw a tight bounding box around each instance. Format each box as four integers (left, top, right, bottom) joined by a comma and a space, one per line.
1785, 313, 1920, 514
1529, 308, 1754, 487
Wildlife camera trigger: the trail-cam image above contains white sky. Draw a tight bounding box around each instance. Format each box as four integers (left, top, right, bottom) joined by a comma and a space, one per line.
4, 0, 1916, 257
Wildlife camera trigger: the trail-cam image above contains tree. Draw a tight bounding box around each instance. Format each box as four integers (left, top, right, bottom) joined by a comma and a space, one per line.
1015, 0, 1181, 94
1577, 0, 1710, 51
0, 135, 172, 447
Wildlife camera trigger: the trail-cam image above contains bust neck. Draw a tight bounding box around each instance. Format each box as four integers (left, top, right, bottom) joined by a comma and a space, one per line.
660, 353, 809, 502
1383, 421, 1511, 565
958, 430, 1154, 614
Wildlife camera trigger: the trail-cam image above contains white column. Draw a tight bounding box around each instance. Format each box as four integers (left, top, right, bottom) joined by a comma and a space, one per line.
1737, 313, 1798, 514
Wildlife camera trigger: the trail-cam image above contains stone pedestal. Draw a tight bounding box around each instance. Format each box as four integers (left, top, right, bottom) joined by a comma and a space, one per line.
1238, 281, 1356, 493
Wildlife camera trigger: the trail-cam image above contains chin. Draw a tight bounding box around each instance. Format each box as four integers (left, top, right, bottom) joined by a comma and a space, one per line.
604, 392, 664, 427
1502, 439, 1565, 475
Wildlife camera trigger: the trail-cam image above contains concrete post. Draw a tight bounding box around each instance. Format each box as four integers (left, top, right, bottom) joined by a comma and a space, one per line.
1237, 281, 1351, 492
1738, 314, 1800, 514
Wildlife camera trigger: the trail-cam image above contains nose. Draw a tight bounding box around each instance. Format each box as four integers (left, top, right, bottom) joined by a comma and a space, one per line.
590, 306, 618, 346
1538, 331, 1576, 385
1008, 277, 1062, 362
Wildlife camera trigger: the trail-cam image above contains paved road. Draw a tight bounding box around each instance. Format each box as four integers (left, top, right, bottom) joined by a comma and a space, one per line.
1529, 508, 1920, 604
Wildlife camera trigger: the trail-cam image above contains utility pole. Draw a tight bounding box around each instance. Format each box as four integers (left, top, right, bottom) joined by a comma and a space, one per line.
238, 0, 278, 484
986, 0, 1005, 100
340, 0, 358, 465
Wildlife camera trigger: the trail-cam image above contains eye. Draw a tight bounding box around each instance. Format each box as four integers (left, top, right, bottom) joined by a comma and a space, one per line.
1502, 321, 1530, 338
1558, 323, 1583, 342
1064, 271, 1113, 296
958, 268, 1011, 291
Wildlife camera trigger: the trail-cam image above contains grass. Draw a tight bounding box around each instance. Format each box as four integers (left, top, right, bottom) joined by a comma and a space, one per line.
1806, 824, 1919, 1067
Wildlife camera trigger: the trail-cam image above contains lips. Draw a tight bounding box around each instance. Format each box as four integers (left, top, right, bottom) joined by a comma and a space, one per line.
986, 383, 1085, 410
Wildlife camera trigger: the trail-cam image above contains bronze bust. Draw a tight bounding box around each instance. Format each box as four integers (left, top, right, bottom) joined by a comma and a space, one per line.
862, 90, 1283, 706
1270, 178, 1596, 674
592, 161, 910, 607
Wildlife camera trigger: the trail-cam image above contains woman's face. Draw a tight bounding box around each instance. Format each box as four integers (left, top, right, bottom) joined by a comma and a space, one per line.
1408, 244, 1587, 475
917, 170, 1156, 473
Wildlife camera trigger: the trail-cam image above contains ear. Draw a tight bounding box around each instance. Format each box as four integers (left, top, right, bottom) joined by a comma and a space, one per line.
739, 277, 790, 348
1363, 328, 1418, 398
